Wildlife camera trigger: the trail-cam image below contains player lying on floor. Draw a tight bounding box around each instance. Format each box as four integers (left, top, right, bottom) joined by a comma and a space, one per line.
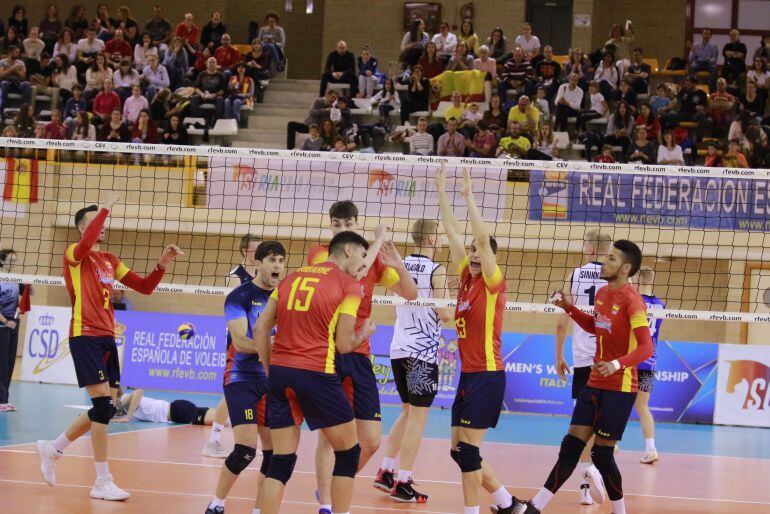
115, 388, 220, 426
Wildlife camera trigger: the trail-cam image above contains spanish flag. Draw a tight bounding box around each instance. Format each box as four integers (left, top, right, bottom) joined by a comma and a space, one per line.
430, 70, 487, 108
3, 158, 39, 204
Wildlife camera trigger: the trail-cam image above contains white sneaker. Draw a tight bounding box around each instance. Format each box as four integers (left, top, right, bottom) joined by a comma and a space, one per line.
579, 483, 594, 505
640, 450, 659, 464
36, 440, 60, 486
90, 474, 130, 501
583, 465, 606, 504
202, 441, 229, 458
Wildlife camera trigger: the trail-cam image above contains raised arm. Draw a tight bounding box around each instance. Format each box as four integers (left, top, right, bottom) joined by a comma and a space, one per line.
436, 164, 466, 271
254, 296, 278, 369
118, 244, 183, 295
378, 241, 418, 301
431, 264, 455, 323
358, 224, 391, 278
554, 273, 574, 380
460, 168, 496, 279
70, 192, 119, 262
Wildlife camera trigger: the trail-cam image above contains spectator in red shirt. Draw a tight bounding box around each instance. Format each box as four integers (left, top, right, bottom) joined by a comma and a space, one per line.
214, 33, 241, 74
44, 109, 67, 139
92, 78, 122, 125
104, 29, 132, 67
175, 12, 199, 59
709, 77, 736, 136
465, 120, 496, 157
131, 109, 159, 163
635, 103, 661, 144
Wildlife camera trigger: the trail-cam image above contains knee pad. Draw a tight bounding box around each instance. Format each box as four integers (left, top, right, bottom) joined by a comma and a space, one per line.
591, 445, 623, 501
591, 444, 615, 467
455, 441, 482, 473
450, 448, 460, 464
225, 444, 257, 475
332, 443, 361, 478
266, 453, 297, 485
88, 396, 116, 425
259, 449, 273, 476
559, 434, 586, 463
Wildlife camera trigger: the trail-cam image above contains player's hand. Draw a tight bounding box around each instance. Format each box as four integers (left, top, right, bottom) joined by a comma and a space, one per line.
447, 276, 460, 291
113, 416, 130, 423
104, 192, 120, 211
556, 357, 570, 381
435, 163, 447, 192
595, 360, 619, 377
549, 289, 572, 310
460, 167, 473, 199
4, 320, 17, 330
378, 241, 402, 268
373, 223, 392, 242
158, 244, 184, 267
360, 319, 377, 340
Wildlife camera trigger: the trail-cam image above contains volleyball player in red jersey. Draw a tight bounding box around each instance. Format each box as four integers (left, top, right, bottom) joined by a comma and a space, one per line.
508, 240, 653, 514
308, 201, 417, 513
253, 231, 378, 514
436, 166, 516, 514
36, 193, 182, 501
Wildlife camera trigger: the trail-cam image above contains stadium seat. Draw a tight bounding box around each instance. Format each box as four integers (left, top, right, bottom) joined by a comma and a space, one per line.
553, 131, 570, 149
232, 44, 251, 55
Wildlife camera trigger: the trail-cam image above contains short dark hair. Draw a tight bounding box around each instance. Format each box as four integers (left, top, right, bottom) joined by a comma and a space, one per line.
613, 239, 642, 277
255, 241, 286, 261
489, 236, 498, 254
329, 231, 369, 255
74, 205, 98, 227
0, 249, 16, 265
239, 233, 261, 252
329, 200, 358, 221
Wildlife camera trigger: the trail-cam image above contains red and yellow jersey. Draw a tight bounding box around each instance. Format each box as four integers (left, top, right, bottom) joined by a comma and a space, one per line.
587, 284, 649, 393
454, 257, 506, 372
63, 244, 130, 338
270, 261, 362, 373
307, 243, 399, 356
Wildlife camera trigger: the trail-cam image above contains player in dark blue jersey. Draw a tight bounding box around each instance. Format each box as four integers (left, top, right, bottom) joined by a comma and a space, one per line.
205, 241, 286, 514
635, 267, 665, 464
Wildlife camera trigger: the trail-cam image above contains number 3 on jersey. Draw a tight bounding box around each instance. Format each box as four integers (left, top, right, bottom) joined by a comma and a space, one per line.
286, 277, 319, 311
455, 318, 466, 338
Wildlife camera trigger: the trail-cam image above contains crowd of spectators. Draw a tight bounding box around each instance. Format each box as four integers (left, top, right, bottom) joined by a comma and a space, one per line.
0, 4, 287, 145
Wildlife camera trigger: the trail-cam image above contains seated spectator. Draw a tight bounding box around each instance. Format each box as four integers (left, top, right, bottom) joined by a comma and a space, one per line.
214, 33, 240, 75
371, 77, 399, 124
723, 138, 749, 167
657, 129, 684, 165
462, 102, 483, 135
709, 77, 736, 136
300, 123, 323, 151
498, 47, 532, 99
722, 29, 747, 87
749, 128, 770, 168
8, 5, 28, 39
75, 27, 105, 74
71, 110, 95, 140
465, 120, 496, 157
650, 83, 671, 114
63, 83, 86, 123
417, 41, 444, 79
625, 47, 651, 94
243, 40, 271, 86
756, 34, 770, 61
704, 141, 723, 167
99, 108, 130, 142
92, 78, 121, 125
23, 27, 45, 70
141, 53, 169, 102
444, 90, 467, 120
436, 117, 466, 156
226, 62, 254, 122
627, 125, 656, 164
88, 17, 109, 43
286, 89, 338, 149
554, 73, 583, 132
409, 117, 434, 155
458, 19, 479, 56
432, 20, 457, 63
115, 6, 139, 45
256, 11, 285, 71
446, 41, 474, 72
565, 48, 591, 90
594, 52, 619, 100
515, 22, 541, 61
162, 113, 189, 145
201, 11, 226, 50
319, 118, 337, 151
596, 144, 616, 163
658, 75, 712, 142
105, 28, 132, 67
51, 53, 79, 105
606, 21, 635, 73
134, 32, 159, 72
613, 79, 638, 113
400, 18, 429, 70
330, 136, 348, 153
175, 13, 199, 59
483, 93, 506, 136
0, 45, 32, 109
144, 5, 172, 55
54, 28, 77, 63
747, 56, 769, 100
44, 109, 66, 139
28, 51, 53, 99
188, 45, 211, 79
357, 46, 378, 98
123, 84, 149, 125
636, 103, 661, 143
604, 100, 634, 155
13, 103, 35, 137
496, 120, 531, 158
1, 125, 16, 137
531, 45, 560, 99
39, 5, 63, 53
113, 58, 139, 101
740, 80, 766, 120
33, 122, 46, 139
534, 85, 550, 119
400, 64, 430, 124
577, 81, 609, 132
507, 95, 539, 138
688, 28, 718, 90
84, 53, 112, 103
131, 108, 158, 160
191, 56, 226, 119
331, 96, 356, 150
486, 27, 510, 65
65, 5, 87, 41
728, 110, 755, 150
474, 45, 497, 79
531, 120, 559, 160
94, 4, 117, 41
163, 37, 189, 90
320, 40, 356, 97
149, 88, 173, 121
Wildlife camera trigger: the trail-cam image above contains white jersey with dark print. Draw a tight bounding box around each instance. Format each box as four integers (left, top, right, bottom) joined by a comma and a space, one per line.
121, 394, 169, 423
570, 262, 607, 367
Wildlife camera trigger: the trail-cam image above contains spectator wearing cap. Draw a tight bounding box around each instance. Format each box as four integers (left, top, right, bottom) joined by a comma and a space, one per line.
320, 40, 356, 97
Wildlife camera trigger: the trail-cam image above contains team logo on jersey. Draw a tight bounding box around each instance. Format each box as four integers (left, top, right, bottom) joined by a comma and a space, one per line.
595, 312, 612, 332
96, 267, 114, 285
457, 300, 471, 312
612, 304, 620, 315
596, 300, 604, 306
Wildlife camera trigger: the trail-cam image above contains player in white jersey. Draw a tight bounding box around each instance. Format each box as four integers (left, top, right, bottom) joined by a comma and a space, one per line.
115, 389, 218, 425
374, 219, 454, 503
555, 228, 612, 506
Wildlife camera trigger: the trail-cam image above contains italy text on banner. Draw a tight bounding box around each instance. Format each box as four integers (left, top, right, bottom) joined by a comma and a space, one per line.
0, 157, 36, 216
21, 306, 78, 385
714, 344, 770, 427
207, 158, 508, 222
529, 169, 770, 231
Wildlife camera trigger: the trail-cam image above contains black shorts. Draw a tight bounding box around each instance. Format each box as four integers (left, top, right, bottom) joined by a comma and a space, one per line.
571, 386, 637, 441
224, 381, 268, 427
392, 357, 438, 408
336, 352, 381, 421
169, 399, 209, 425
267, 365, 354, 431
572, 366, 592, 399
69, 336, 120, 388
637, 370, 655, 393
451, 371, 506, 429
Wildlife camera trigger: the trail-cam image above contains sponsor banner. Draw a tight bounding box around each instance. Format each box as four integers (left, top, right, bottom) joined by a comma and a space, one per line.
207, 157, 508, 221
714, 344, 770, 428
529, 169, 770, 231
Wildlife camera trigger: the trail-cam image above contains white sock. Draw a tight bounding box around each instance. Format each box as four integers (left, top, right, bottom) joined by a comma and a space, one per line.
209, 497, 225, 509
397, 469, 412, 483
532, 488, 555, 511
320, 504, 332, 512
645, 438, 656, 452
492, 486, 512, 509
252, 509, 260, 514
52, 433, 71, 453
94, 461, 110, 478
332, 512, 350, 514
380, 456, 396, 472
579, 461, 593, 483
464, 507, 480, 514
209, 422, 224, 443
611, 498, 626, 514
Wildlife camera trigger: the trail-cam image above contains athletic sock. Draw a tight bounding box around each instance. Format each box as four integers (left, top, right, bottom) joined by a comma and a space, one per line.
252, 509, 260, 514
397, 469, 412, 483
380, 456, 396, 472
94, 461, 110, 478
532, 488, 555, 511
52, 433, 71, 453
463, 507, 480, 514
492, 486, 512, 509
209, 422, 224, 443
332, 512, 350, 514
320, 504, 332, 512
209, 497, 225, 509
645, 438, 656, 452
611, 498, 627, 514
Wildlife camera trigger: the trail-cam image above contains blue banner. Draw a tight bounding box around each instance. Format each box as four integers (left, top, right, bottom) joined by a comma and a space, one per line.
529, 169, 770, 231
